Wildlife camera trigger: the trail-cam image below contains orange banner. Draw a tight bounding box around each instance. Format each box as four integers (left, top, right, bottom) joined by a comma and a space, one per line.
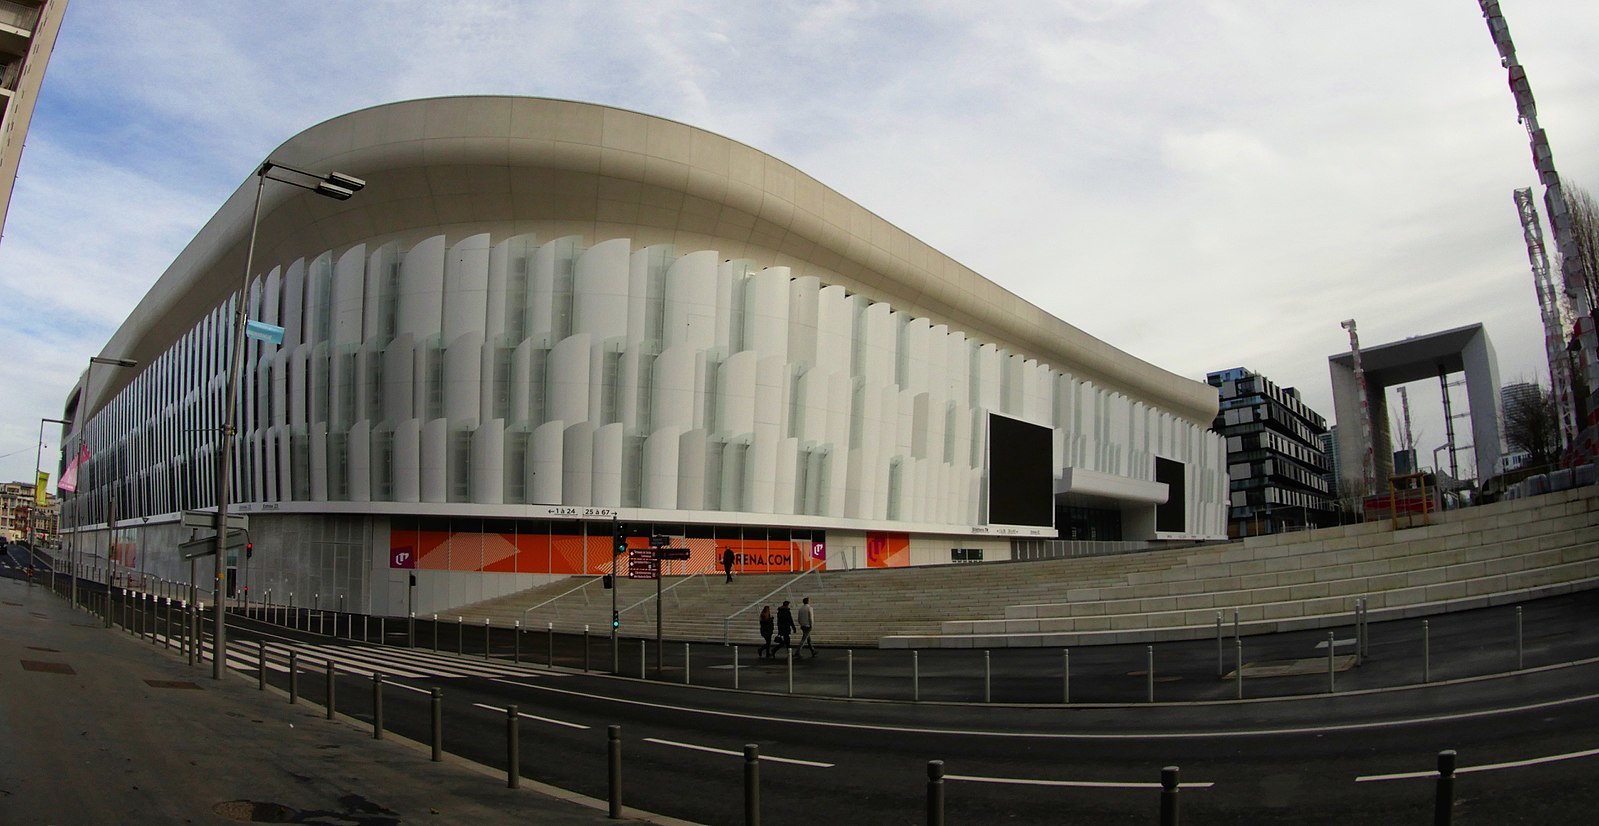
392, 529, 826, 575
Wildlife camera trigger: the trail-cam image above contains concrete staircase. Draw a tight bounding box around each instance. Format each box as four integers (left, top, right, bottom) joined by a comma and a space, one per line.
883, 484, 1599, 648
449, 486, 1599, 650
454, 567, 835, 646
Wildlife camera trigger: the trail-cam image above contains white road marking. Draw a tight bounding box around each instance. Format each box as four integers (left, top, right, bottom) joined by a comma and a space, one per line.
505, 682, 1599, 741
1356, 746, 1599, 782
642, 737, 833, 767
947, 773, 1213, 790
472, 702, 589, 729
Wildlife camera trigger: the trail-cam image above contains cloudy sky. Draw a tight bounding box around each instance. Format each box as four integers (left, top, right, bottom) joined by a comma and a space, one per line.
1, 0, 1596, 486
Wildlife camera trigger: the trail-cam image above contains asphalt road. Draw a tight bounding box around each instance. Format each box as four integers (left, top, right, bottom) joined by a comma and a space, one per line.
200, 607, 1599, 823
21, 570, 1599, 824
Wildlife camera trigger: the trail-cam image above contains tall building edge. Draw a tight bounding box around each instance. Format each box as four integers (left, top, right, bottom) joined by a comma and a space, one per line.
0, 0, 70, 243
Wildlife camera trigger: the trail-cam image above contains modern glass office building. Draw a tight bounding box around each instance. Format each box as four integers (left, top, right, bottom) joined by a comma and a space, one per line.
60, 97, 1227, 616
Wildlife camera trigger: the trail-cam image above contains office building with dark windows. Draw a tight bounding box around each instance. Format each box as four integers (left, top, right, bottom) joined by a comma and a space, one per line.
1207, 367, 1334, 536
59, 97, 1227, 615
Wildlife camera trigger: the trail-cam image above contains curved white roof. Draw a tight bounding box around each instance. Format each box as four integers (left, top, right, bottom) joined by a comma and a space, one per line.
97, 96, 1217, 424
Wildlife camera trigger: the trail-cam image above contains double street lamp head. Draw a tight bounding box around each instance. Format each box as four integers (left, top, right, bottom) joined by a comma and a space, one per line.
259, 160, 366, 200
89, 356, 137, 368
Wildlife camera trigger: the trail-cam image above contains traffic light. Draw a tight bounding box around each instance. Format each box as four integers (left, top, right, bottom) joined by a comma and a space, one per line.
245, 542, 254, 559
612, 610, 620, 630
602, 574, 613, 589
613, 522, 628, 556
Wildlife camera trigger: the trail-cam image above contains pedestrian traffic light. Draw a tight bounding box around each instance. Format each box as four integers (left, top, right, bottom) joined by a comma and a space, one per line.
613, 522, 627, 556
612, 610, 620, 629
602, 574, 613, 589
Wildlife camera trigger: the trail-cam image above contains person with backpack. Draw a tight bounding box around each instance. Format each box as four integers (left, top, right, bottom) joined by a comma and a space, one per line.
776, 600, 796, 657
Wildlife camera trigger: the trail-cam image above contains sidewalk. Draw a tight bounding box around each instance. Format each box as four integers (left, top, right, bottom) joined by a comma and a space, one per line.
0, 576, 678, 825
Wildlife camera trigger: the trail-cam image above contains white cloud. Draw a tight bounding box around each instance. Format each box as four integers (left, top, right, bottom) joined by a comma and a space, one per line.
0, 0, 1596, 484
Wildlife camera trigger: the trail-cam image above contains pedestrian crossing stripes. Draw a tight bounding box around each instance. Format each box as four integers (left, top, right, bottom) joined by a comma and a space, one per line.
174, 633, 569, 681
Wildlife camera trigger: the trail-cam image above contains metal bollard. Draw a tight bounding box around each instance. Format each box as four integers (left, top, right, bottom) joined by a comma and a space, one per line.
1160, 765, 1180, 826
485, 618, 492, 661
457, 616, 464, 656
506, 704, 520, 788
1423, 620, 1431, 683
547, 621, 554, 667
408, 612, 416, 648
430, 688, 443, 762
1355, 598, 1365, 666
787, 649, 794, 694
734, 646, 741, 690
744, 744, 761, 825
984, 650, 992, 703
684, 643, 692, 685
1215, 612, 1224, 676
913, 651, 920, 702
640, 639, 647, 678
1327, 631, 1336, 693
379, 616, 385, 644
289, 651, 299, 704
1434, 750, 1456, 826
363, 615, 369, 643
1235, 639, 1244, 699
432, 614, 439, 653
1147, 646, 1155, 703
583, 625, 590, 672
608, 725, 623, 819
325, 661, 336, 720
258, 640, 268, 691
1515, 606, 1524, 670
514, 620, 521, 663
373, 674, 384, 739
847, 649, 854, 698
926, 760, 945, 826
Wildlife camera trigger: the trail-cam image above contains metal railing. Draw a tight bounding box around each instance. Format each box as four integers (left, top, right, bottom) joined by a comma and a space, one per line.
519, 575, 604, 628
619, 570, 710, 620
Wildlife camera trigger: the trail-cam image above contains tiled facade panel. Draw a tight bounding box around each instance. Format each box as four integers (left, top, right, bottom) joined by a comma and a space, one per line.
69, 233, 1225, 536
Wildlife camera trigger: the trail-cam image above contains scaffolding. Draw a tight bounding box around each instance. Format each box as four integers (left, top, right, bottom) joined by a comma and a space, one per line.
1513, 187, 1578, 451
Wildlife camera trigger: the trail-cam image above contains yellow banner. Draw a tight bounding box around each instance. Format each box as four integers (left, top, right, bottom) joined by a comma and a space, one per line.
35, 471, 48, 506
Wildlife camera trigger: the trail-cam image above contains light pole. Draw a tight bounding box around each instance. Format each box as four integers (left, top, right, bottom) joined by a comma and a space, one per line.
33, 416, 69, 589
211, 160, 364, 680
68, 356, 136, 612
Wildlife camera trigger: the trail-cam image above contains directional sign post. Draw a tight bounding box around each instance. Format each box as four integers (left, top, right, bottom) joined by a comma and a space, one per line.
627, 548, 658, 580
179, 529, 248, 560
181, 510, 249, 531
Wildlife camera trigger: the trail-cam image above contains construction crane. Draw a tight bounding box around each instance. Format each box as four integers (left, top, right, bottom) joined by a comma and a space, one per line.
1341, 319, 1377, 499
1514, 187, 1578, 451
1397, 386, 1415, 454
1479, 2, 1595, 442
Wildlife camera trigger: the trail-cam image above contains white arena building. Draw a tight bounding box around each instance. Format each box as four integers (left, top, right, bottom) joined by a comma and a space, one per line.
60, 97, 1226, 616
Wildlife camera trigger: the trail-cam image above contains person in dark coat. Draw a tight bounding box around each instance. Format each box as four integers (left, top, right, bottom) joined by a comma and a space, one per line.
758, 605, 775, 657
776, 600, 796, 657
722, 547, 735, 582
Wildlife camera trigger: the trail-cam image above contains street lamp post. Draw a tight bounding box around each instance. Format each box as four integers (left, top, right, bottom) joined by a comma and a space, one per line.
33, 416, 69, 590
69, 356, 136, 612
211, 160, 364, 680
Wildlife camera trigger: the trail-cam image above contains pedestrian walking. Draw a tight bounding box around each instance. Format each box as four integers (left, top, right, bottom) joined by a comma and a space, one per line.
722, 547, 735, 583
758, 606, 775, 657
797, 596, 817, 656
776, 600, 795, 657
